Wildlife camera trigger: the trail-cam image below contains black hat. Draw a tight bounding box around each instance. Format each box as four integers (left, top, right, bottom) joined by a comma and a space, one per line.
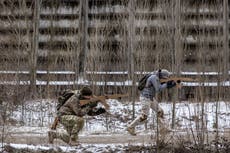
80, 86, 92, 96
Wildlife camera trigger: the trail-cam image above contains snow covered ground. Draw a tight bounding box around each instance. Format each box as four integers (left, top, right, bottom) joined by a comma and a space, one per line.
8, 99, 230, 131
0, 99, 230, 152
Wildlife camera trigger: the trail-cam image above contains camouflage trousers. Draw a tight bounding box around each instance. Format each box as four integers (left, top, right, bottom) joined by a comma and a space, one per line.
56, 115, 84, 143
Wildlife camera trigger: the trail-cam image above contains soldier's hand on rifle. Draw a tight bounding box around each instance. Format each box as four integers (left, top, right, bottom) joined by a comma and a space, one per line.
88, 101, 98, 108
86, 96, 110, 110
166, 80, 177, 88
82, 95, 103, 103
92, 96, 110, 110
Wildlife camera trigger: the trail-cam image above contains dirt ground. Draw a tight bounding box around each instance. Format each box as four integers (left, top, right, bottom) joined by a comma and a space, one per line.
4, 130, 230, 146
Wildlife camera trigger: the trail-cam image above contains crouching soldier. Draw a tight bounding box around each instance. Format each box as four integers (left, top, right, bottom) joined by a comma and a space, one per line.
48, 86, 106, 146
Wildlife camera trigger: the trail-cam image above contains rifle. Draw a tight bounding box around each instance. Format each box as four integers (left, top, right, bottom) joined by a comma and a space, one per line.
50, 93, 128, 130
79, 94, 129, 109
160, 77, 197, 88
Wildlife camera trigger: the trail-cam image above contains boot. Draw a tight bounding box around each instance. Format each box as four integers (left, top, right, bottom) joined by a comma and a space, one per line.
48, 131, 57, 144
126, 127, 136, 136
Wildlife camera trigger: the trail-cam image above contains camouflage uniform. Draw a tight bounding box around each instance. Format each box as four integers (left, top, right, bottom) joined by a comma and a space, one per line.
49, 88, 106, 145
50, 91, 86, 144
56, 115, 85, 143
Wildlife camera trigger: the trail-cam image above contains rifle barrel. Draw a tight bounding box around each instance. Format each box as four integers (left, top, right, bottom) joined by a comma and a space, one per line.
160, 77, 197, 83
79, 94, 128, 106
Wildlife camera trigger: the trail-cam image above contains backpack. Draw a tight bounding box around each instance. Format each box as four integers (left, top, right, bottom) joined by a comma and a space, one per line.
57, 89, 76, 111
137, 74, 152, 91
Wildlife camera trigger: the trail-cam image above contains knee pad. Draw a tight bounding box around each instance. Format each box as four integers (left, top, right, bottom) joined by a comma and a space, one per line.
139, 114, 147, 122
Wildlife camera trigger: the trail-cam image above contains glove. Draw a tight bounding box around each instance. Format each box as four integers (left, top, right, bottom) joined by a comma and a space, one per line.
166, 80, 176, 88
95, 107, 106, 115
88, 101, 97, 108
81, 101, 97, 109
87, 107, 106, 116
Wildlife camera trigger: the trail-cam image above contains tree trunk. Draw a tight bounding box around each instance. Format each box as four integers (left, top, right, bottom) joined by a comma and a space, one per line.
78, 0, 88, 78
30, 0, 40, 98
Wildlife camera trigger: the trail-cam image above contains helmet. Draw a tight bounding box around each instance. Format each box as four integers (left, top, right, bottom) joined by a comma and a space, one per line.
80, 86, 92, 96
158, 69, 171, 79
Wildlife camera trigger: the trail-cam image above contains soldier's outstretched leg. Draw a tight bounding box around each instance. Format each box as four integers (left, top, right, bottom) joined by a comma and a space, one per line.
127, 113, 147, 136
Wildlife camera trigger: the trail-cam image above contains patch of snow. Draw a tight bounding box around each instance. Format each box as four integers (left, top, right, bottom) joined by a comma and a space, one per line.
8, 99, 230, 133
